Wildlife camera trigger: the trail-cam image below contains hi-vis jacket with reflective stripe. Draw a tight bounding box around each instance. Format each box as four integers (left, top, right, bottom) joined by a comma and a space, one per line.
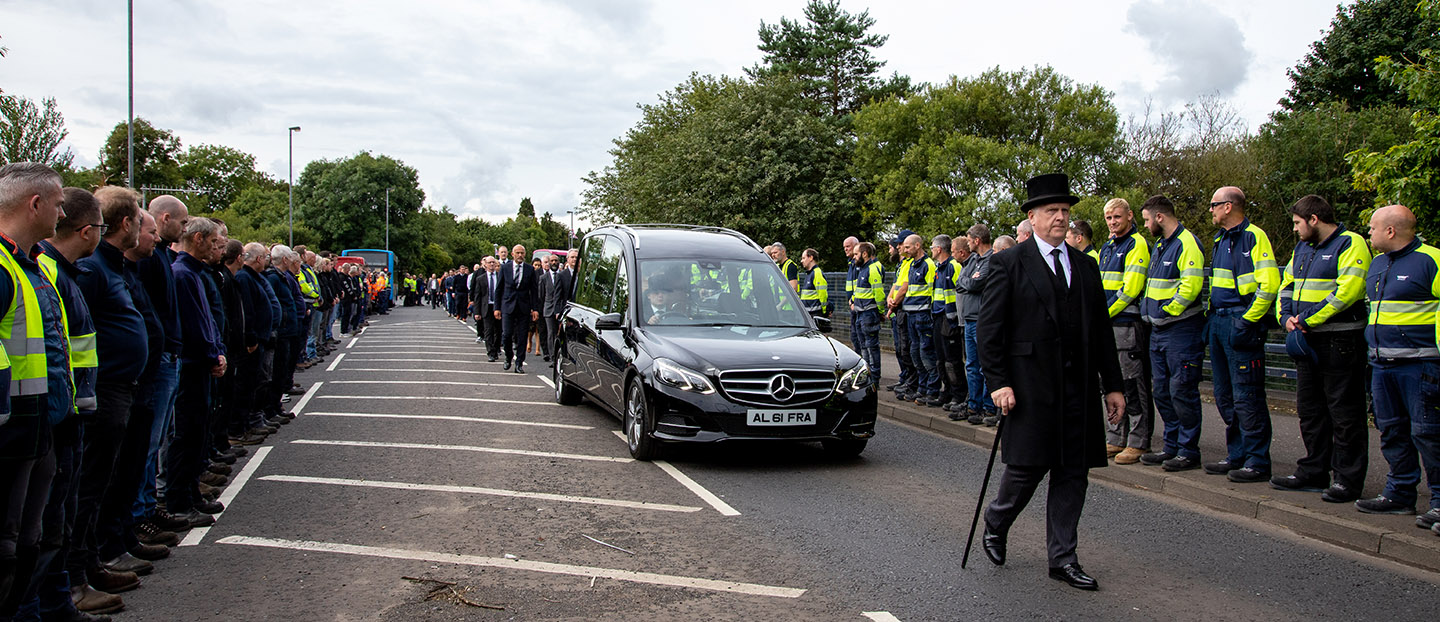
851, 258, 885, 312
1278, 224, 1370, 332
902, 256, 937, 313
297, 264, 321, 308
1365, 237, 1440, 363
1210, 218, 1281, 322
798, 265, 828, 314
1141, 224, 1205, 326
0, 242, 74, 422
1099, 226, 1150, 321
932, 257, 956, 318
888, 257, 913, 310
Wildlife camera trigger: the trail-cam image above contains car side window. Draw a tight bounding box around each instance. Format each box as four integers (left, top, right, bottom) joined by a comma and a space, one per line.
604, 236, 629, 316
574, 236, 612, 311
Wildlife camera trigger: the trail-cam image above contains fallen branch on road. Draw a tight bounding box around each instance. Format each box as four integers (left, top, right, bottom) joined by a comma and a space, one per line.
580, 533, 635, 555
402, 576, 505, 610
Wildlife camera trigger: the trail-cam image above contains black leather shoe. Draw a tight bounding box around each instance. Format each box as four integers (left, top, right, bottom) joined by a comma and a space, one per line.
1270, 475, 1327, 493
1227, 467, 1270, 483
487, 356, 497, 362
1048, 563, 1098, 590
1356, 495, 1415, 514
1203, 459, 1241, 475
128, 541, 170, 561
171, 509, 216, 528
86, 567, 140, 593
982, 527, 1005, 566
502, 360, 512, 371
151, 510, 193, 532
514, 364, 524, 374
194, 498, 225, 514
1321, 483, 1361, 503
210, 452, 236, 465
1162, 456, 1200, 472
207, 462, 233, 475
101, 553, 153, 576
134, 521, 180, 547
1139, 451, 1174, 466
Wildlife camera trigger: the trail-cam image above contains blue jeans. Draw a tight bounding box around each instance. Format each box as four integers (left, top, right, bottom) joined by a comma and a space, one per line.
853, 309, 883, 388
963, 320, 994, 413
1371, 361, 1440, 509
891, 311, 915, 390
323, 307, 336, 341
1207, 310, 1272, 470
1150, 316, 1205, 459
906, 311, 939, 397
134, 352, 178, 521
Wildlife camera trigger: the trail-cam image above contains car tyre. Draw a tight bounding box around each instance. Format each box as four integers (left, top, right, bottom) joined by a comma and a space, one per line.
821, 438, 868, 458
554, 355, 581, 406
624, 380, 658, 461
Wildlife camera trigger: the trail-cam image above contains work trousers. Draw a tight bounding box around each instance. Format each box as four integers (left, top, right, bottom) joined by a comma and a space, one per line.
852, 309, 883, 389
1150, 315, 1205, 459
20, 417, 79, 617
0, 445, 56, 618
984, 464, 1089, 568
1207, 310, 1272, 470
906, 310, 939, 397
164, 363, 213, 513
934, 313, 967, 404
67, 382, 134, 581
1107, 322, 1154, 450
1371, 360, 1440, 510
1291, 330, 1368, 489
891, 310, 915, 391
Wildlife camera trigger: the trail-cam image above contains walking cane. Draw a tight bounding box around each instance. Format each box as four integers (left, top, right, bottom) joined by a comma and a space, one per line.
961, 415, 1005, 569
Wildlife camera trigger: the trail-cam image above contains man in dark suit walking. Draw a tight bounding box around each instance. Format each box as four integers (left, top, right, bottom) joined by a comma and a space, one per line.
472, 257, 501, 359
977, 174, 1125, 591
540, 254, 571, 362
495, 245, 540, 373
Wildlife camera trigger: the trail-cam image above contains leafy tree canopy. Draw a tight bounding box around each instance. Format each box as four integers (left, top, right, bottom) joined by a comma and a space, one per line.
1281, 0, 1440, 111
99, 117, 182, 190
0, 95, 74, 169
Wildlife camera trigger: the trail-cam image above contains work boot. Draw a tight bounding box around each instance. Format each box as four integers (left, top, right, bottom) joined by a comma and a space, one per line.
85, 567, 139, 593
1139, 451, 1174, 466
207, 462, 233, 475
199, 472, 228, 487
134, 521, 180, 547
152, 509, 193, 532
101, 553, 154, 576
1114, 447, 1144, 465
70, 584, 123, 614
1106, 444, 1124, 459
129, 541, 171, 561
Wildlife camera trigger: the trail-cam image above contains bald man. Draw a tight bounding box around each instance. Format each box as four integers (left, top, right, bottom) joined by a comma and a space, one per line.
1360, 205, 1440, 523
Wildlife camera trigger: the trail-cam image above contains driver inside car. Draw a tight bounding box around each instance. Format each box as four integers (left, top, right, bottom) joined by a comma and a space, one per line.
644, 273, 692, 324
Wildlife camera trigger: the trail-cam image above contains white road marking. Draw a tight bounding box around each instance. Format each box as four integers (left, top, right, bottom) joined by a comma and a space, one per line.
289, 439, 633, 463
347, 339, 478, 344
305, 412, 592, 430
314, 395, 556, 406
327, 380, 543, 389
259, 475, 702, 513
346, 337, 357, 349
338, 358, 477, 363
292, 382, 322, 415
217, 536, 806, 598
352, 345, 478, 350
862, 613, 902, 622
538, 374, 556, 389
342, 368, 532, 377
178, 446, 275, 547
325, 353, 346, 372
655, 461, 741, 516
606, 431, 740, 516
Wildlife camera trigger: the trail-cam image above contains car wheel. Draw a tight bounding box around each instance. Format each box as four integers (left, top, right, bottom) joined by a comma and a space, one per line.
624, 380, 658, 461
821, 438, 867, 458
554, 356, 581, 406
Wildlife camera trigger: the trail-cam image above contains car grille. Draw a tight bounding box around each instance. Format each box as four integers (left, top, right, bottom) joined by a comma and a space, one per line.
717, 368, 837, 406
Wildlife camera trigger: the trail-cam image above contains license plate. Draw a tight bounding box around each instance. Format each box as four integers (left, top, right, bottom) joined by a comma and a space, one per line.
747, 409, 816, 426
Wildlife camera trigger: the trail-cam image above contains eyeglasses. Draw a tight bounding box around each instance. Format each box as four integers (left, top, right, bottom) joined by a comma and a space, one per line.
81, 223, 110, 234
1208, 201, 1232, 209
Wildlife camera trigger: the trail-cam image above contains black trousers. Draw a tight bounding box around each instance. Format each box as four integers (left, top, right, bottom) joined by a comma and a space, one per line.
0, 444, 55, 616
545, 315, 561, 360
95, 377, 158, 561
231, 347, 263, 435
984, 464, 1089, 567
934, 313, 967, 403
502, 311, 532, 366
165, 363, 212, 513
24, 417, 79, 609
66, 382, 134, 577
1293, 330, 1369, 488
482, 310, 502, 358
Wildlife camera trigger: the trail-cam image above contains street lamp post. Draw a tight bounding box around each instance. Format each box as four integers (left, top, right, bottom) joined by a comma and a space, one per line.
566, 209, 574, 244
385, 188, 391, 252
288, 125, 301, 246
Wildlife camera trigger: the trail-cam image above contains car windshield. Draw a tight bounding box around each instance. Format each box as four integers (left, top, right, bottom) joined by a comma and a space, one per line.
637, 258, 810, 328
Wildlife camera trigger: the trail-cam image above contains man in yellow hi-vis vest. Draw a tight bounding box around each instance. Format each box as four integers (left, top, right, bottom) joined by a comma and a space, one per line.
0, 163, 75, 615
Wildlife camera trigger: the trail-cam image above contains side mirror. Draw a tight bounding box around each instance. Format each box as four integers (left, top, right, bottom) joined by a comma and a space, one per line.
814, 315, 832, 334
595, 312, 624, 330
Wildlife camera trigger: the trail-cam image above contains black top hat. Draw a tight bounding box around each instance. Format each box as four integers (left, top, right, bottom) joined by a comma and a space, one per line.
1020, 173, 1080, 212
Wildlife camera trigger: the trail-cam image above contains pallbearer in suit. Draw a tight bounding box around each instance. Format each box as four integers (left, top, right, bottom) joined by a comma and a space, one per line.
541, 255, 571, 362
977, 174, 1126, 591
495, 245, 540, 373
474, 256, 501, 360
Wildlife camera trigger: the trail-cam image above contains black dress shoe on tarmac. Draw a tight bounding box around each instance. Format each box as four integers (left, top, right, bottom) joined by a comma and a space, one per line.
1048, 563, 1098, 591
101, 553, 153, 576
210, 452, 236, 465
1227, 467, 1269, 483
86, 567, 140, 593
515, 364, 524, 373
1162, 456, 1200, 472
1321, 483, 1361, 503
1270, 475, 1327, 493
1355, 495, 1415, 515
128, 541, 170, 561
487, 356, 497, 362
1203, 459, 1241, 475
171, 509, 216, 528
195, 498, 225, 514
152, 510, 193, 532
982, 527, 1006, 566
1139, 451, 1174, 466
134, 521, 180, 547
503, 360, 512, 370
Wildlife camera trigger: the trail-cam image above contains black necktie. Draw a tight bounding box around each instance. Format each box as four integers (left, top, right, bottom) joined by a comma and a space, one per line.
1050, 248, 1068, 291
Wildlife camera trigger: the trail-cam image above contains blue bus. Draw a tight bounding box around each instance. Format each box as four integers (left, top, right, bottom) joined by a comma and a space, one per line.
341, 249, 396, 297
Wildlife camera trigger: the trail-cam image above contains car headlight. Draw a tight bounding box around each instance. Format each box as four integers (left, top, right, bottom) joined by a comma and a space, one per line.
653, 358, 716, 394
836, 359, 871, 393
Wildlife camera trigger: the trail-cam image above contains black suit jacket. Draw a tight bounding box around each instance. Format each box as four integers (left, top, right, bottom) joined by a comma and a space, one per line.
496, 262, 540, 315
977, 237, 1123, 468
542, 269, 571, 317
473, 270, 499, 317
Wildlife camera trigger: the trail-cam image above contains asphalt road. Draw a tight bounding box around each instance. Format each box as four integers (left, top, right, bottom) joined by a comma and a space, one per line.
119, 306, 1439, 621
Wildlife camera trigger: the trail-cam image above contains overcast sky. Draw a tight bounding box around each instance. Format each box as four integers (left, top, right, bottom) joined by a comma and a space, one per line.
3, 0, 1343, 228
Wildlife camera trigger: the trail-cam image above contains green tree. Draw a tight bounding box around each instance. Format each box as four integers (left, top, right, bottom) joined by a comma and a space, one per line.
748, 0, 909, 118
1349, 0, 1440, 236
179, 144, 265, 211
1281, 0, 1440, 111
518, 197, 535, 219
293, 151, 425, 269
853, 66, 1125, 235
0, 95, 74, 168
98, 117, 183, 189
582, 73, 866, 265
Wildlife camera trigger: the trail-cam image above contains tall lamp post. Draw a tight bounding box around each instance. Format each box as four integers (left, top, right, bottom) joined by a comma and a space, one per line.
385, 188, 391, 252
288, 125, 301, 246
566, 209, 574, 245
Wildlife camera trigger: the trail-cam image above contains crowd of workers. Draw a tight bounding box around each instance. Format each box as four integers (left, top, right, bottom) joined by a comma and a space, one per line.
0, 162, 400, 621
820, 186, 1438, 534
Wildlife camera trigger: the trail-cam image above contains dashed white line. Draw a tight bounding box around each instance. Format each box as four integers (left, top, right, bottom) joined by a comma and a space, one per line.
327, 380, 543, 389
289, 439, 633, 463
346, 337, 357, 349
607, 431, 740, 516
342, 368, 534, 377
217, 536, 806, 598
291, 382, 322, 415
337, 358, 477, 363
538, 374, 556, 389
352, 345, 478, 350
178, 445, 275, 547
314, 395, 556, 406
862, 613, 902, 622
325, 353, 345, 372
259, 475, 702, 513
304, 412, 592, 429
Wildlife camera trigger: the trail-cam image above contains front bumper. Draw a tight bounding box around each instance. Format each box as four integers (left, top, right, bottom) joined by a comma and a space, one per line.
643, 382, 878, 443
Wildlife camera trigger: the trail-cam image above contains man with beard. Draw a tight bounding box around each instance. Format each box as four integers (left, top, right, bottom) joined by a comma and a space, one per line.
1138, 195, 1207, 471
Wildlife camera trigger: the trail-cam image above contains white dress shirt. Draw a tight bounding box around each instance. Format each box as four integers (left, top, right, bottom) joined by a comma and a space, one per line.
1033, 235, 1072, 287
